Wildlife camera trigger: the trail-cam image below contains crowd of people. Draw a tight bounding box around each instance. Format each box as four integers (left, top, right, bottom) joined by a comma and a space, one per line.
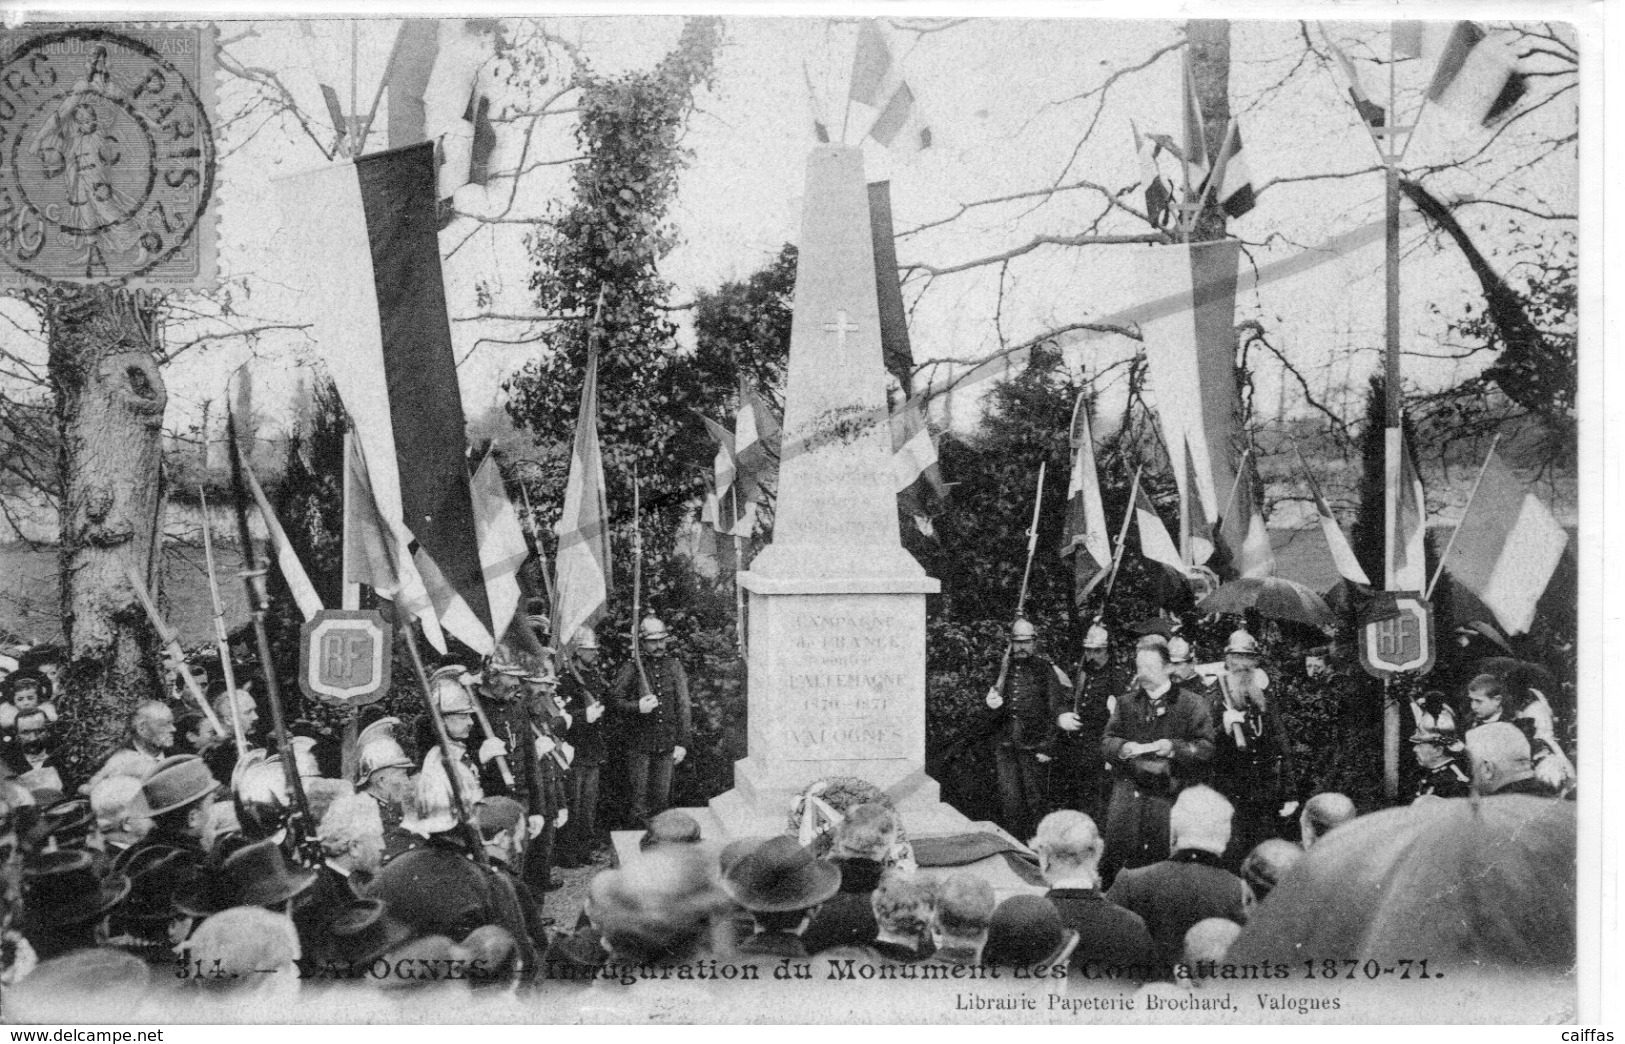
0, 605, 1579, 1018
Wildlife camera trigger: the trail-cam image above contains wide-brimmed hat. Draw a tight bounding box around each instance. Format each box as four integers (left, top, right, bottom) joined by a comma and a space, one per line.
175, 838, 316, 917
128, 755, 218, 818
21, 849, 131, 929
27, 797, 95, 849
328, 898, 417, 968
115, 847, 201, 925
723, 835, 841, 913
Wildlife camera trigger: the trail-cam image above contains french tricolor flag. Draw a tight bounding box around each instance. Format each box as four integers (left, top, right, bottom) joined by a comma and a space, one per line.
277, 141, 493, 653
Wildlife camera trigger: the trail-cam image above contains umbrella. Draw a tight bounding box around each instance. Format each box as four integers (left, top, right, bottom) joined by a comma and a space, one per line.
1227, 795, 1576, 971
1196, 576, 1336, 629
1321, 579, 1405, 625
1126, 616, 1179, 638
1477, 656, 1560, 700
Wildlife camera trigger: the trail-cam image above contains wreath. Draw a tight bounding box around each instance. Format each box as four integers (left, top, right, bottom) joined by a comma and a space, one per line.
786, 776, 916, 871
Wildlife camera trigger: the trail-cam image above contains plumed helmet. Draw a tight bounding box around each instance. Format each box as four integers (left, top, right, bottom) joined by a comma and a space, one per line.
1083, 623, 1110, 650
639, 616, 670, 641
1226, 629, 1260, 656
357, 736, 414, 783
232, 752, 290, 842
488, 644, 529, 678
1010, 618, 1038, 641
429, 673, 475, 715
355, 715, 401, 751
574, 626, 600, 651
1167, 636, 1194, 664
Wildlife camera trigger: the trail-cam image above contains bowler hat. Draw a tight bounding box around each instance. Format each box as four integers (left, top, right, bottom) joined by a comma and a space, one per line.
21, 850, 131, 929
29, 797, 95, 849
328, 897, 417, 968
127, 755, 217, 818
640, 809, 702, 850
175, 838, 317, 917
723, 835, 841, 913
982, 895, 1076, 968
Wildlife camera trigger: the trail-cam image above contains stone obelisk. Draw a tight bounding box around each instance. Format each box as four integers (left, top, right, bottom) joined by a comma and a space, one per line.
709, 146, 956, 836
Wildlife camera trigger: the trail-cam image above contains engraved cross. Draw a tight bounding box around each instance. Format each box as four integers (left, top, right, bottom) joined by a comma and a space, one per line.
823, 310, 859, 352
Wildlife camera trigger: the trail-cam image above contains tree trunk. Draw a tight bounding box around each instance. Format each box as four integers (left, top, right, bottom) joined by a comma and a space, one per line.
44, 286, 168, 786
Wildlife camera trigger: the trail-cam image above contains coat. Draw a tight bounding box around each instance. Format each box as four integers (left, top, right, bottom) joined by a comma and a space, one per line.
991, 654, 1070, 751
1106, 849, 1249, 972
1204, 679, 1298, 812
559, 664, 610, 765
799, 857, 885, 955
365, 832, 538, 970
477, 691, 566, 821
1045, 886, 1157, 978
1101, 681, 1217, 795
611, 656, 693, 754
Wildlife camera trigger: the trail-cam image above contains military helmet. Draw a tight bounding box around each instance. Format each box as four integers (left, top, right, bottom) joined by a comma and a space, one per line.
357, 736, 414, 782
1167, 635, 1194, 664
430, 673, 475, 715
640, 616, 670, 641
1225, 629, 1260, 656
1082, 623, 1110, 650
574, 626, 600, 651
1010, 618, 1038, 641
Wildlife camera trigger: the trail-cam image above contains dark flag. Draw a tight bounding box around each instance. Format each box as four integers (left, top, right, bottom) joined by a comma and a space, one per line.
868, 181, 914, 393
279, 141, 492, 651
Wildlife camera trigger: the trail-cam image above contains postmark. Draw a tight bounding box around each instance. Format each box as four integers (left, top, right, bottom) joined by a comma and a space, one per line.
0, 25, 216, 286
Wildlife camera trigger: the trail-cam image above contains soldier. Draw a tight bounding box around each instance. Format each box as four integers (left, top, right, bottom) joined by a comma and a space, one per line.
1205, 630, 1299, 860
422, 668, 503, 805
611, 616, 692, 826
1054, 623, 1120, 820
984, 617, 1069, 841
1100, 634, 1216, 885
516, 655, 570, 895
557, 627, 610, 868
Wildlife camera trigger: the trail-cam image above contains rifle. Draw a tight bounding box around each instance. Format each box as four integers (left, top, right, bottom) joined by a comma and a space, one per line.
401, 626, 491, 869
467, 686, 517, 789
199, 489, 249, 757
226, 405, 319, 865
517, 479, 556, 616
125, 563, 225, 736
630, 462, 657, 706
989, 461, 1047, 708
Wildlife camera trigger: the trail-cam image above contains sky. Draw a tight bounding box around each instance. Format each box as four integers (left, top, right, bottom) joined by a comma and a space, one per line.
0, 12, 1581, 522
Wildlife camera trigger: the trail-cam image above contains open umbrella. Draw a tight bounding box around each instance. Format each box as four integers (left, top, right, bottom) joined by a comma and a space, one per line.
1228, 795, 1576, 971
1321, 579, 1405, 625
1196, 576, 1336, 629
1126, 616, 1179, 638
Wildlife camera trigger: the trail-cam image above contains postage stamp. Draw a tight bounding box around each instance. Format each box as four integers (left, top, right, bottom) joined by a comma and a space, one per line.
0, 25, 216, 286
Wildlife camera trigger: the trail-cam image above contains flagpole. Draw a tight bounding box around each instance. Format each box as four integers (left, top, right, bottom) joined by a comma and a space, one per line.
1381, 26, 1403, 801
1425, 433, 1502, 600
341, 430, 361, 610
518, 477, 556, 613
731, 483, 746, 660
199, 489, 248, 757
1098, 463, 1144, 616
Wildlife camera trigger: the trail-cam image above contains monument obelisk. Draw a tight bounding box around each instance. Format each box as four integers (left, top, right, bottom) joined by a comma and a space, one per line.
708, 146, 961, 836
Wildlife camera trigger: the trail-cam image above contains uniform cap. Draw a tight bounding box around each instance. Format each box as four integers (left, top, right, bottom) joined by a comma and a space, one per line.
1082, 624, 1110, 650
